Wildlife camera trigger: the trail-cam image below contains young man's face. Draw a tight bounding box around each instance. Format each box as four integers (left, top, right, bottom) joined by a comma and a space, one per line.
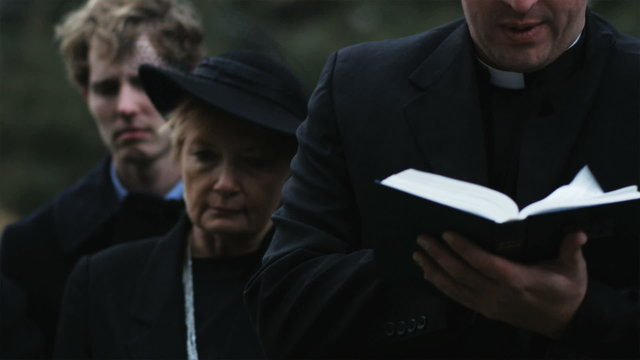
461, 0, 588, 72
84, 36, 170, 167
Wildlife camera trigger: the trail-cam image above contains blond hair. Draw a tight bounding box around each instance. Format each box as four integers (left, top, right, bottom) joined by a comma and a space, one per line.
162, 97, 205, 162
55, 0, 204, 89
164, 98, 298, 163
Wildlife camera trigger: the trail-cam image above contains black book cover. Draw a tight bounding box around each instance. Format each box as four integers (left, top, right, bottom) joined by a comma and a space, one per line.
372, 182, 640, 286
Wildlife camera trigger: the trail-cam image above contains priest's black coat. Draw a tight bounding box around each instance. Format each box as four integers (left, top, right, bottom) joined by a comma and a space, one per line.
244, 11, 640, 359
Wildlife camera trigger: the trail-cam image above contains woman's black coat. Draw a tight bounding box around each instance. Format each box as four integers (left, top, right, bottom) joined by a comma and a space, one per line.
54, 215, 265, 359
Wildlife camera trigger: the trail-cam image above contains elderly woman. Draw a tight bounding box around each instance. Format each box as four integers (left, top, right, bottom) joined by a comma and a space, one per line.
54, 50, 307, 359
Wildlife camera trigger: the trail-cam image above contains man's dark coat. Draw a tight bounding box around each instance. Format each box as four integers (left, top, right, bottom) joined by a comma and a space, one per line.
245, 12, 640, 359
0, 273, 44, 358
0, 158, 183, 355
54, 215, 265, 359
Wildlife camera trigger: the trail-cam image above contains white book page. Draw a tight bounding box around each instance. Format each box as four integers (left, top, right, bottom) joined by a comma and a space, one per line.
519, 166, 640, 219
381, 169, 519, 223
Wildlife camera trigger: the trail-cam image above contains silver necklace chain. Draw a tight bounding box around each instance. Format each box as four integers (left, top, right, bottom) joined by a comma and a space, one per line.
182, 242, 199, 360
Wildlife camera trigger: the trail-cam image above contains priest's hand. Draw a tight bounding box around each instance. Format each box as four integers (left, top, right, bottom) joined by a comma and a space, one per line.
413, 231, 588, 339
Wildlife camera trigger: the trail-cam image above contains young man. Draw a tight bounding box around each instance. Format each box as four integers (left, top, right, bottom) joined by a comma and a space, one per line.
246, 0, 639, 358
0, 0, 203, 355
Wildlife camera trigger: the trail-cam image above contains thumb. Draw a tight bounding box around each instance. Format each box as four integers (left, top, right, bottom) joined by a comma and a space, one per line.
558, 231, 588, 265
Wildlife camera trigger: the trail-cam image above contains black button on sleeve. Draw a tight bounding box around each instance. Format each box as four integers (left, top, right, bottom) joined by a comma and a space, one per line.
384, 322, 396, 337
417, 315, 427, 330
407, 318, 417, 333
396, 321, 407, 336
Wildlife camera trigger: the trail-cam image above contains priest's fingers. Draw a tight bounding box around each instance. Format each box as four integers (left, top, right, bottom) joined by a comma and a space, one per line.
557, 231, 588, 266
441, 231, 523, 283
415, 234, 492, 291
412, 249, 479, 310
539, 231, 588, 285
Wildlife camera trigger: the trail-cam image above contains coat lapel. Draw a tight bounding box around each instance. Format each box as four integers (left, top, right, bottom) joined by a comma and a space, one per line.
402, 13, 618, 205
404, 23, 489, 186
125, 216, 190, 358
516, 13, 616, 206
55, 157, 120, 257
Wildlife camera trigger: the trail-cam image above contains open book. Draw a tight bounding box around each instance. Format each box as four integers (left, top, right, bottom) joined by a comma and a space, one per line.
380, 166, 640, 224
374, 166, 640, 279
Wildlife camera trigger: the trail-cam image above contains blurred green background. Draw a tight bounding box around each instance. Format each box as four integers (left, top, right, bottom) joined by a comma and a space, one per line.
1, 0, 638, 231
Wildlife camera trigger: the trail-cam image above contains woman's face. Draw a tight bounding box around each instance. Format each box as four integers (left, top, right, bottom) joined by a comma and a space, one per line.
179, 110, 291, 242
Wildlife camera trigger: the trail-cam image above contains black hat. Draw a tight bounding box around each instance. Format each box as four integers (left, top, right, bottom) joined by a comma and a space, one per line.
139, 50, 307, 136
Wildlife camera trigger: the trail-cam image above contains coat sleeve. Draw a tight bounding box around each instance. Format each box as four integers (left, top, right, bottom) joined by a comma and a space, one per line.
244, 52, 390, 358
0, 273, 44, 358
54, 256, 92, 358
0, 205, 67, 356
560, 278, 640, 358
557, 28, 640, 358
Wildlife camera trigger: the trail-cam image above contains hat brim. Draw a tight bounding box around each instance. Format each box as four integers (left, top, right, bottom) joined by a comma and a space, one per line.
139, 64, 301, 136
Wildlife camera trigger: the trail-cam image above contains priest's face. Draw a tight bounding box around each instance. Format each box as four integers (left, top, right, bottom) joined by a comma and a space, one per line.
461, 0, 587, 72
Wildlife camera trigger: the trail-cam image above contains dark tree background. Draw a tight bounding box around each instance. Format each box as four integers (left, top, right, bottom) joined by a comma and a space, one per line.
1, 0, 638, 230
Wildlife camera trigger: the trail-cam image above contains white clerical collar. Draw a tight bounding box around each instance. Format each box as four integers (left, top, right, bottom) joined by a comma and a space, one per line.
479, 60, 526, 89
479, 32, 582, 90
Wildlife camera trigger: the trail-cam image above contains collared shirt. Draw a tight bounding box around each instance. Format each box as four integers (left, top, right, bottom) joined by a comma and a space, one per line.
110, 162, 184, 201
477, 31, 586, 200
